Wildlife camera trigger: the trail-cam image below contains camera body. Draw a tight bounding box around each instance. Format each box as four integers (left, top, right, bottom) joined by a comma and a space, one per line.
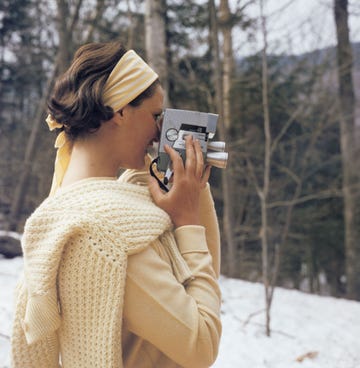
157, 108, 226, 172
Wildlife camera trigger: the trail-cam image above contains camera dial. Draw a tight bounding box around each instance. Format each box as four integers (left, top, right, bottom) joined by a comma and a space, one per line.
166, 128, 178, 141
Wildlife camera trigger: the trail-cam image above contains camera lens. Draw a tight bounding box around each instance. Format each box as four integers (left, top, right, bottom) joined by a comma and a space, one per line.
206, 152, 228, 168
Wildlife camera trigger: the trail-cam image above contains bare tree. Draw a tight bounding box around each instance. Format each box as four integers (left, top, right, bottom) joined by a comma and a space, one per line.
259, 0, 272, 336
334, 0, 360, 300
8, 63, 59, 232
85, 0, 107, 43
7, 0, 84, 232
219, 0, 234, 131
145, 0, 170, 106
218, 0, 238, 276
209, 0, 237, 277
126, 0, 135, 49
56, 0, 83, 73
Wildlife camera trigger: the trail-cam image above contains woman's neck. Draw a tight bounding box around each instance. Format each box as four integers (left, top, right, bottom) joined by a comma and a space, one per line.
61, 138, 119, 188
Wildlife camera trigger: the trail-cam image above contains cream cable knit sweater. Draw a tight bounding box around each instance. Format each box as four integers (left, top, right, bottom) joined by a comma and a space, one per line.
11, 178, 195, 367
12, 171, 221, 368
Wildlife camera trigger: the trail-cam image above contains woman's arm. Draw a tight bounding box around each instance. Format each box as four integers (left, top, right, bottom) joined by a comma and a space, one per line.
123, 226, 221, 368
199, 183, 221, 278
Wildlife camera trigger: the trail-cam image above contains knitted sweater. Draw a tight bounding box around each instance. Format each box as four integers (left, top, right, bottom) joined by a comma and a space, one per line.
11, 175, 221, 367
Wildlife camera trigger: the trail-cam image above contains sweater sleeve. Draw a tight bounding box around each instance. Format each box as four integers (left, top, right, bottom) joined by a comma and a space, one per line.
199, 183, 221, 278
11, 277, 61, 368
123, 226, 221, 368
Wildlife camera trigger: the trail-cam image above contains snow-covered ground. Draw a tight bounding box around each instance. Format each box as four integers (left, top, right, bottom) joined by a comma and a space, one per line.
1, 256, 360, 368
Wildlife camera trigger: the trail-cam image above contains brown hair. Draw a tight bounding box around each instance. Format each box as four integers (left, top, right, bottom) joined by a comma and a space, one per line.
47, 41, 160, 140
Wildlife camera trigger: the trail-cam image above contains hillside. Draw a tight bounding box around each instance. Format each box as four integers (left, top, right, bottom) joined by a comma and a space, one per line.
1, 256, 359, 368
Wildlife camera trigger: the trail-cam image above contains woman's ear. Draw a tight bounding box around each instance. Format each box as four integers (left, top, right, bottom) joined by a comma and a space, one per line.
111, 109, 125, 126
113, 105, 132, 127
117, 106, 131, 120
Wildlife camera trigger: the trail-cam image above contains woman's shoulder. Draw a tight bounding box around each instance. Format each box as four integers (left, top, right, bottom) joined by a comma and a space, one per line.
26, 179, 173, 252
35, 178, 155, 213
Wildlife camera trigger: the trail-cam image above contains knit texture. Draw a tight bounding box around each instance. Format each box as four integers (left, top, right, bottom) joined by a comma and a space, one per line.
11, 178, 190, 368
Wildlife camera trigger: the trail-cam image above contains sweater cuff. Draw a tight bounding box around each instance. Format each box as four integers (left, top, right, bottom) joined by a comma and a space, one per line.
174, 225, 208, 254
22, 288, 61, 345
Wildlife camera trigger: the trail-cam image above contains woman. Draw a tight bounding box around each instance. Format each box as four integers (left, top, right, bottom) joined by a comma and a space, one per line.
11, 41, 221, 368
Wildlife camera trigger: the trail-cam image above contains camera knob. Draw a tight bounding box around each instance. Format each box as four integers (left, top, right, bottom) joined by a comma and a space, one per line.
166, 128, 178, 141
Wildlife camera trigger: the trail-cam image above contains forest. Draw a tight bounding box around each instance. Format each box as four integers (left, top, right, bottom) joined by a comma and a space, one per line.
0, 0, 359, 333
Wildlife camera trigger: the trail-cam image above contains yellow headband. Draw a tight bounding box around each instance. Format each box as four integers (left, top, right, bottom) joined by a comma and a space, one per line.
103, 50, 158, 111
46, 50, 159, 196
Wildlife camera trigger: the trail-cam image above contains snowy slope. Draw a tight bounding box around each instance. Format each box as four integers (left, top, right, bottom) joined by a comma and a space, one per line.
215, 277, 360, 368
1, 256, 359, 368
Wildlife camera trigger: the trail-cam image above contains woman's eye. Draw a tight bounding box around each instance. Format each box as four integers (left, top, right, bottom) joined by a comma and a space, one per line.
154, 112, 164, 125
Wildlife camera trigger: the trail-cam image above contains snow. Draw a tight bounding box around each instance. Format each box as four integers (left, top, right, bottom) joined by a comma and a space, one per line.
0, 257, 23, 368
1, 256, 360, 368
214, 277, 360, 368
0, 232, 22, 242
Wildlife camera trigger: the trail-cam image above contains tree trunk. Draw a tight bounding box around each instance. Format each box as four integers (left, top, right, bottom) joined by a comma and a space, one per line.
8, 0, 81, 231
219, 0, 234, 131
334, 0, 360, 300
85, 0, 106, 43
126, 0, 135, 49
8, 62, 59, 231
260, 0, 271, 336
217, 0, 237, 276
209, 0, 237, 277
56, 0, 74, 73
145, 0, 170, 106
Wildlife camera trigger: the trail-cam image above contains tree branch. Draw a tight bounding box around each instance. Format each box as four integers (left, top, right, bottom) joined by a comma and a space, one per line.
267, 189, 343, 209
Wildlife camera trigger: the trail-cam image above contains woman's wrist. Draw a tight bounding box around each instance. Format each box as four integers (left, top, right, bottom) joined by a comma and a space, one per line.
173, 214, 200, 228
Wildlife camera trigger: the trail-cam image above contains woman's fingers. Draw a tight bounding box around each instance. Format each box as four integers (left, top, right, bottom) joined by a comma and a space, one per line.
149, 135, 213, 227
184, 135, 205, 178
194, 138, 204, 179
185, 135, 196, 173
164, 135, 207, 184
164, 143, 184, 175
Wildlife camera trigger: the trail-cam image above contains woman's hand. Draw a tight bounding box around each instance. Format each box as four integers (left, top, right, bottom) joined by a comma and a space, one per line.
149, 135, 211, 228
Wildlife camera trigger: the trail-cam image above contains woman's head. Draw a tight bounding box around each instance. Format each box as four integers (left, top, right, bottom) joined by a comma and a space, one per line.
47, 41, 160, 140
46, 41, 163, 194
